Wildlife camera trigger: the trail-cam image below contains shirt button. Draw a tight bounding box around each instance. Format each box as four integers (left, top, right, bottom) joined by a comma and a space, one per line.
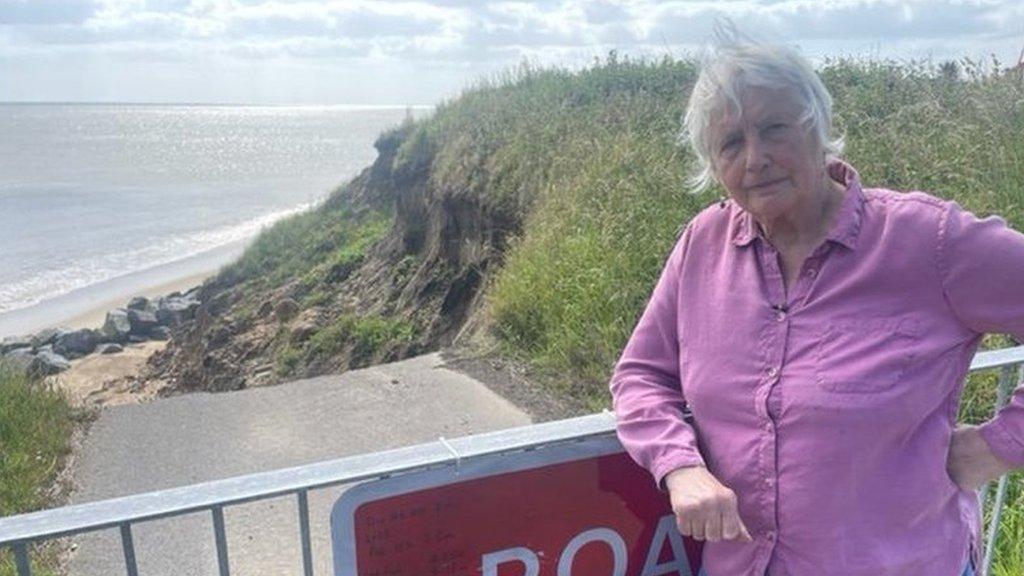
766, 531, 776, 541
766, 366, 778, 378
775, 310, 787, 322
806, 268, 818, 278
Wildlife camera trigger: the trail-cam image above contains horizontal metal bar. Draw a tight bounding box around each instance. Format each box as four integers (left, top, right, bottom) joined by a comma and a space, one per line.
0, 412, 617, 545
969, 346, 1024, 371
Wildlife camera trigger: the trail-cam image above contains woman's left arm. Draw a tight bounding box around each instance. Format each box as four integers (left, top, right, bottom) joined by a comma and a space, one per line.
940, 201, 1024, 488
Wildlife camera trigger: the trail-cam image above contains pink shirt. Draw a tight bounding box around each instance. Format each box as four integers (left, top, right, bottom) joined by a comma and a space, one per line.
610, 159, 1024, 576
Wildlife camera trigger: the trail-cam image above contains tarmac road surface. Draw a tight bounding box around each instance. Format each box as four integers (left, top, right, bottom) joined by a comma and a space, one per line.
67, 352, 531, 576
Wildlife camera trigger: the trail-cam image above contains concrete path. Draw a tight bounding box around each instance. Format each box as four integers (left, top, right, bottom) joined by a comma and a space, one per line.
67, 353, 531, 576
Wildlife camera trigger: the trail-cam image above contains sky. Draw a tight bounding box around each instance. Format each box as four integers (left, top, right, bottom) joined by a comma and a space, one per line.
1, 0, 1022, 106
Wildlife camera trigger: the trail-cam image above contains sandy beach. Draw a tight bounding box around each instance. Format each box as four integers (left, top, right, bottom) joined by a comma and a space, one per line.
0, 240, 245, 339
62, 271, 212, 331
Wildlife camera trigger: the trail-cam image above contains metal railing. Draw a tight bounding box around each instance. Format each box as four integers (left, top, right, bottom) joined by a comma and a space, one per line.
2, 346, 1023, 576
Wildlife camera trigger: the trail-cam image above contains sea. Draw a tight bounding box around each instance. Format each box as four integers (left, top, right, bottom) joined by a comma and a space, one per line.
0, 103, 425, 338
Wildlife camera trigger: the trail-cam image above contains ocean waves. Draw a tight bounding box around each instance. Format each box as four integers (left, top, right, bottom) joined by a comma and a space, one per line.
0, 203, 312, 315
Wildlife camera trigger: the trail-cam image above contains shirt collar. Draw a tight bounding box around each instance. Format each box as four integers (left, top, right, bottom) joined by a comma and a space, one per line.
730, 157, 865, 250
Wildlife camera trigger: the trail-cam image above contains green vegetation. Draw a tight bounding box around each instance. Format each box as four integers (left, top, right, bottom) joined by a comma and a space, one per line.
275, 314, 415, 376
225, 204, 399, 358
0, 361, 75, 576
224, 205, 391, 294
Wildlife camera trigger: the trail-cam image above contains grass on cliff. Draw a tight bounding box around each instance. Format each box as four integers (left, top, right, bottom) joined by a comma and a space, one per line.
224, 204, 391, 294
276, 314, 415, 376
0, 362, 74, 576
220, 203, 408, 372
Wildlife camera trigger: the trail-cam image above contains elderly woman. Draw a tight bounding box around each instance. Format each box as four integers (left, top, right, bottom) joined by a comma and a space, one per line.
609, 38, 1024, 576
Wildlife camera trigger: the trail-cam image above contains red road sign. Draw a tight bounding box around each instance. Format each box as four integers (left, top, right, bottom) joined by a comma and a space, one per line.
332, 436, 703, 576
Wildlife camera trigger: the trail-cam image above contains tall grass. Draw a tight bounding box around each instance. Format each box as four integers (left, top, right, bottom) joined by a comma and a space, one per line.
0, 362, 74, 576
483, 56, 1024, 403
276, 313, 415, 376
223, 205, 391, 293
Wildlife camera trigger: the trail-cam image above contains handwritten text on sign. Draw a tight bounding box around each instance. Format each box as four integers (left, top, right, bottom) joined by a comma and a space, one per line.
334, 447, 703, 576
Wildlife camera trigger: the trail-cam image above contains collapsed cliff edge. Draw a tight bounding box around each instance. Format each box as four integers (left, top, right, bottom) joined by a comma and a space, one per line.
144, 114, 518, 394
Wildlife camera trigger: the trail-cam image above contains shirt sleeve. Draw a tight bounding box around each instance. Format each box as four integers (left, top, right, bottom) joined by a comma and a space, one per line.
610, 222, 705, 488
938, 201, 1024, 467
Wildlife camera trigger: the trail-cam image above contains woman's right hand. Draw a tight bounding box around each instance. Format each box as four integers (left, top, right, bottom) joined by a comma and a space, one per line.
664, 466, 753, 543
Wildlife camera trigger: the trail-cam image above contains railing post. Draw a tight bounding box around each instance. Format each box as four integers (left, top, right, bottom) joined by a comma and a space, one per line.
212, 506, 231, 576
13, 543, 31, 576
980, 362, 1023, 576
978, 366, 1016, 509
297, 490, 314, 576
120, 522, 139, 576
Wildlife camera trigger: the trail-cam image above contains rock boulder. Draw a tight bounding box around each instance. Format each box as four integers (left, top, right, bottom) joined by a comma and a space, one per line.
31, 328, 64, 349
54, 329, 98, 359
274, 298, 300, 322
127, 296, 152, 312
128, 308, 159, 336
2, 348, 34, 372
102, 309, 132, 343
32, 351, 70, 375
156, 297, 199, 328
1, 336, 33, 355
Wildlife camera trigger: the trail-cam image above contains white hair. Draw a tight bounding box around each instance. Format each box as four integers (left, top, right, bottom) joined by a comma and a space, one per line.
680, 28, 844, 193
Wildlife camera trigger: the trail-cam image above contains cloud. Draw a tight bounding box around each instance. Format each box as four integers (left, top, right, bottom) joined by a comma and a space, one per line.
0, 0, 98, 24
637, 0, 1015, 47
226, 9, 445, 40
2, 0, 1022, 104
580, 0, 631, 25
768, 0, 1009, 41
5, 0, 1020, 61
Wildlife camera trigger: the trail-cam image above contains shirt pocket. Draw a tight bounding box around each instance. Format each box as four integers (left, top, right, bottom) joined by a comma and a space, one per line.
813, 316, 922, 394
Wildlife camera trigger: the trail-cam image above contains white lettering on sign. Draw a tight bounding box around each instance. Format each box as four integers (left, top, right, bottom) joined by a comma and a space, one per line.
640, 516, 692, 576
480, 516, 692, 576
558, 527, 627, 576
481, 546, 540, 576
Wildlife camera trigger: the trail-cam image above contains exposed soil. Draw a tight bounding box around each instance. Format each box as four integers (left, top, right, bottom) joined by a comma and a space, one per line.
48, 341, 166, 408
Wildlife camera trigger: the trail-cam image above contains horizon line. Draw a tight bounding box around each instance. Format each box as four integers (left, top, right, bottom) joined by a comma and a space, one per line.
0, 100, 436, 109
